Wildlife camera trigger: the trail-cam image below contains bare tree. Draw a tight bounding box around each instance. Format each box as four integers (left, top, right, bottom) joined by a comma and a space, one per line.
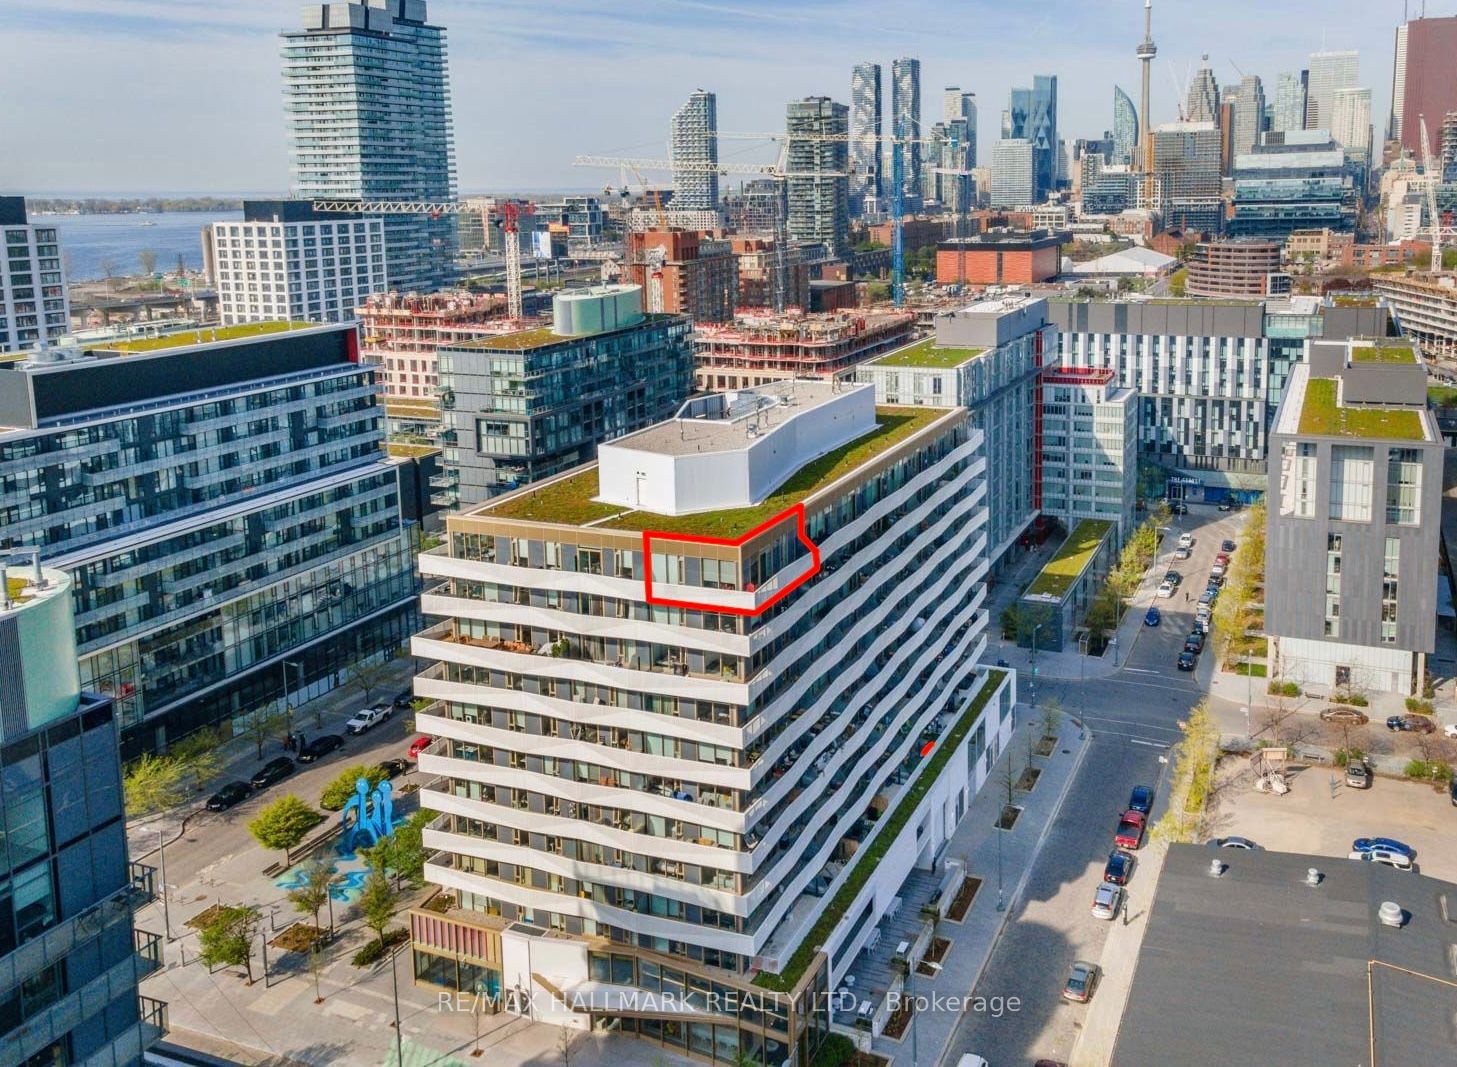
138, 249, 159, 276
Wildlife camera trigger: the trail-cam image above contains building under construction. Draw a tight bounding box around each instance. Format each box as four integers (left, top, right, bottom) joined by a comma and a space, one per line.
624, 230, 738, 323
358, 290, 515, 402
731, 237, 810, 311
693, 309, 915, 391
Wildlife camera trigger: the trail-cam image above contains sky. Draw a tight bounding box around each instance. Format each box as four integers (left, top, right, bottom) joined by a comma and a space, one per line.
0, 0, 1433, 197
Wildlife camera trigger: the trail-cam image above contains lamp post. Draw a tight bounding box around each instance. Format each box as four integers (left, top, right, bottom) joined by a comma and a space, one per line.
1030, 623, 1044, 709
1245, 650, 1253, 710
389, 942, 405, 1066
282, 658, 304, 737
157, 829, 173, 942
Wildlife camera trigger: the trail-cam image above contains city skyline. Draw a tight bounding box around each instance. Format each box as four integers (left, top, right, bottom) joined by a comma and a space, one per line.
4, 0, 1403, 195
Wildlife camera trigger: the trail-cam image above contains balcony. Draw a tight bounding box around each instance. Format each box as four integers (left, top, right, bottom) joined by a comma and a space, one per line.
128, 861, 157, 908
135, 928, 164, 979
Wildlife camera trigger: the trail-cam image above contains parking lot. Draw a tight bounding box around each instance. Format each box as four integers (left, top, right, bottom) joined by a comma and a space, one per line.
1205, 752, 1457, 883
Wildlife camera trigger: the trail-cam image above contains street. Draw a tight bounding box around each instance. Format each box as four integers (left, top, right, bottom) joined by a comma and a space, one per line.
943, 504, 1247, 1065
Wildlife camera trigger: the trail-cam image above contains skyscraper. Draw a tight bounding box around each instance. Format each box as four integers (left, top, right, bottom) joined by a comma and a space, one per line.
786, 96, 850, 257
1389, 22, 1409, 142
943, 86, 978, 166
0, 197, 69, 352
1330, 86, 1373, 161
1273, 71, 1308, 132
282, 0, 456, 292
990, 139, 1036, 207
670, 89, 719, 212
1137, 0, 1157, 180
1003, 75, 1058, 200
1186, 57, 1221, 123
1230, 74, 1266, 157
850, 62, 882, 210
1305, 50, 1359, 131
891, 58, 922, 197
1151, 122, 1223, 233
1113, 85, 1139, 165
1391, 16, 1457, 156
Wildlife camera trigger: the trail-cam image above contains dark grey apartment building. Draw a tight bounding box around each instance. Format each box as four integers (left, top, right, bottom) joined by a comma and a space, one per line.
1266, 337, 1443, 696
0, 561, 165, 1064
0, 323, 417, 757
436, 285, 693, 506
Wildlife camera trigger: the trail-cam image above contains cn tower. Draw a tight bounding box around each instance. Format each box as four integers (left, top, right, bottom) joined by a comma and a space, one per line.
1136, 0, 1157, 199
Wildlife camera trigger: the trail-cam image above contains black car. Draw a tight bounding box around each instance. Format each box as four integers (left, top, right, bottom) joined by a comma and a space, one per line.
1163, 571, 1181, 586
297, 734, 345, 763
376, 757, 409, 779
1177, 650, 1197, 671
1104, 849, 1135, 885
391, 688, 415, 710
206, 781, 252, 811
1217, 500, 1238, 512
1183, 632, 1205, 653
1206, 574, 1224, 589
1220, 539, 1236, 553
250, 757, 295, 790
1450, 777, 1457, 807
1127, 785, 1154, 816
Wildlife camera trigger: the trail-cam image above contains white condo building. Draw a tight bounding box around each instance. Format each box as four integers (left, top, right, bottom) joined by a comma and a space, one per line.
210, 203, 386, 325
0, 197, 69, 352
407, 379, 1015, 1063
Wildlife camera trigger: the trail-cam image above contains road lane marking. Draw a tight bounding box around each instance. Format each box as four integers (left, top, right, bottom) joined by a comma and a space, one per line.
1078, 714, 1182, 734
1129, 738, 1170, 748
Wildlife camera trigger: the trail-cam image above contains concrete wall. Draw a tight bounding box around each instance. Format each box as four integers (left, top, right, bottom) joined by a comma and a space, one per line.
935, 297, 1049, 349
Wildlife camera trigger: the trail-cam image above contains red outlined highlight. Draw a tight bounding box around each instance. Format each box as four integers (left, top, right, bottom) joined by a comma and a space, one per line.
641, 502, 821, 618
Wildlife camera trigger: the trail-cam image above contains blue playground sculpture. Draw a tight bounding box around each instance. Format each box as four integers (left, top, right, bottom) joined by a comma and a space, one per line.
341, 776, 398, 853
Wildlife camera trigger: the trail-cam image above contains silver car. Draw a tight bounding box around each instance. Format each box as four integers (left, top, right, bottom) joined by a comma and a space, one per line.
1091, 882, 1123, 921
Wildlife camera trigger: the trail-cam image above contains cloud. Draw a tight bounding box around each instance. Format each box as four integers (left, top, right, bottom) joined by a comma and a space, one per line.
0, 0, 1405, 194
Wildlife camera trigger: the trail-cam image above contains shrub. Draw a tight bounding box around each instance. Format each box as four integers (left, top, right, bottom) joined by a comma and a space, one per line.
1267, 681, 1300, 697
1404, 697, 1434, 715
1333, 748, 1366, 767
1330, 692, 1369, 707
320, 765, 390, 811
810, 1034, 856, 1067
1431, 761, 1454, 783
350, 926, 408, 967
1233, 662, 1267, 677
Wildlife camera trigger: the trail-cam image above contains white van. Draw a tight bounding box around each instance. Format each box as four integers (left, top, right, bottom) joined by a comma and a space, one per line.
956, 1056, 990, 1067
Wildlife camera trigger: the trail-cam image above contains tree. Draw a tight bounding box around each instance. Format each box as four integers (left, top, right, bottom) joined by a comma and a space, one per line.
198, 904, 260, 983
362, 809, 431, 890
1082, 588, 1119, 649
320, 764, 390, 811
244, 708, 286, 760
1151, 700, 1218, 845
288, 856, 336, 936
1039, 697, 1063, 741
359, 870, 399, 948
350, 659, 392, 705
309, 941, 327, 1005
100, 257, 118, 290
169, 727, 223, 794
123, 753, 188, 817
248, 794, 323, 864
138, 249, 158, 276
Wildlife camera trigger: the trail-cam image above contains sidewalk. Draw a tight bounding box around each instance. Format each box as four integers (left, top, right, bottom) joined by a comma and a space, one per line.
870, 710, 1091, 1067
127, 654, 420, 862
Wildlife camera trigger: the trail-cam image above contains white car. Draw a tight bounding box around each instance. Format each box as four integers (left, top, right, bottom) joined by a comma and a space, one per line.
1178, 533, 1194, 549
1349, 848, 1413, 871
1157, 581, 1175, 598
1174, 547, 1192, 561
345, 702, 392, 735
1091, 882, 1123, 921
1444, 723, 1457, 739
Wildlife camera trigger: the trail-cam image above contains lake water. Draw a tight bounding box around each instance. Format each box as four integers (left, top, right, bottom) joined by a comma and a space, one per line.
37, 210, 241, 282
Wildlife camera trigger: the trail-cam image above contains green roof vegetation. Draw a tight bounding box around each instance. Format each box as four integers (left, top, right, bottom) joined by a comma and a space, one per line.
873, 337, 983, 369
752, 670, 1010, 992
1350, 339, 1418, 364
1025, 519, 1114, 599
4, 577, 31, 605
1428, 385, 1457, 409
453, 327, 561, 351
1298, 378, 1426, 441
486, 408, 945, 538
97, 320, 313, 353
385, 442, 441, 459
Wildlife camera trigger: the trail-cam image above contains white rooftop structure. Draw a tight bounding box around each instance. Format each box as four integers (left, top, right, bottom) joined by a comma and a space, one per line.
595, 379, 876, 515
1066, 245, 1176, 277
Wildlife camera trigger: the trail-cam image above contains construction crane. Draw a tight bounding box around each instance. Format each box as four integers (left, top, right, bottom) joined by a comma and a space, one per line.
309, 198, 537, 320
1417, 115, 1457, 272
929, 129, 974, 290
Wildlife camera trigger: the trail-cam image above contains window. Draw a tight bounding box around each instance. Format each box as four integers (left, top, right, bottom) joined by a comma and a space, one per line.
1381, 537, 1400, 644
1328, 445, 1373, 522
1279, 441, 1317, 518
1385, 448, 1422, 525
1324, 534, 1342, 637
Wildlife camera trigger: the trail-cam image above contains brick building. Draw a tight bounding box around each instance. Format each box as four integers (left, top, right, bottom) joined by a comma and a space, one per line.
731, 237, 810, 310
625, 230, 738, 323
1186, 239, 1287, 297
693, 309, 914, 390
935, 229, 1063, 285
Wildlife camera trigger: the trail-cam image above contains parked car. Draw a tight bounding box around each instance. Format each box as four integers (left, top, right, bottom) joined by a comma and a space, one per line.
407, 735, 433, 761
1062, 961, 1100, 1003
1210, 564, 1226, 580
1214, 553, 1230, 567
1386, 714, 1436, 733
376, 757, 410, 779
1320, 707, 1370, 725
1114, 810, 1146, 849
1207, 836, 1260, 850
1156, 581, 1175, 599
1205, 584, 1221, 600
1221, 539, 1237, 553
1217, 500, 1238, 512
297, 734, 345, 763
391, 688, 415, 710
1178, 533, 1194, 549
1092, 881, 1124, 922
1352, 837, 1416, 860
1177, 650, 1197, 671
1104, 849, 1135, 885
1174, 547, 1192, 561
1349, 848, 1413, 871
1344, 761, 1372, 789
206, 781, 252, 811
345, 702, 392, 735
1206, 574, 1225, 589
250, 757, 295, 790
1191, 616, 1209, 635
1198, 590, 1216, 606
1144, 607, 1161, 627
1445, 723, 1457, 739
1196, 604, 1212, 624
955, 1057, 989, 1067
1184, 632, 1205, 653
1450, 778, 1457, 806
1164, 570, 1181, 585
1127, 784, 1154, 815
